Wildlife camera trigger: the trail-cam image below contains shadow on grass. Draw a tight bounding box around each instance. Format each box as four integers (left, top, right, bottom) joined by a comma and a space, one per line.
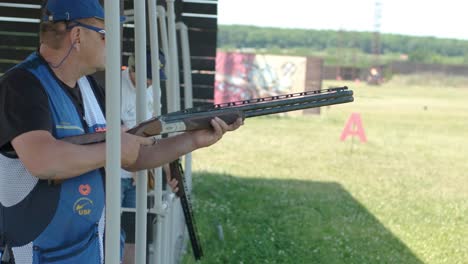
183, 171, 423, 264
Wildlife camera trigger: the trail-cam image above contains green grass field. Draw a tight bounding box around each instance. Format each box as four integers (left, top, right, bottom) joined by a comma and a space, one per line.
183, 74, 468, 264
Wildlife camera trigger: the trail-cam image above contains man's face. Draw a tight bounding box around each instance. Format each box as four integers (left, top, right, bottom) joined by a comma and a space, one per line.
77, 18, 106, 72
128, 70, 154, 89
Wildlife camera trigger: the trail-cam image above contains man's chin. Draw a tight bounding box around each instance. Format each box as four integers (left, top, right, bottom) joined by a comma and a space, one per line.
92, 63, 105, 72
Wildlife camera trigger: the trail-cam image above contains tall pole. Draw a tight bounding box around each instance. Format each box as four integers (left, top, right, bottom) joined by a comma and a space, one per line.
104, 0, 121, 263
134, 0, 148, 263
177, 22, 194, 192
148, 0, 165, 263
166, 0, 180, 112
373, 0, 382, 67
156, 6, 171, 264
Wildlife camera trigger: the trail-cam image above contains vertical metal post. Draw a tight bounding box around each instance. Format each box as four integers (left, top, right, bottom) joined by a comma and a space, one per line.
177, 23, 193, 109
134, 0, 148, 263
148, 1, 161, 117
148, 0, 165, 263
157, 6, 174, 113
104, 0, 121, 263
166, 0, 180, 113
166, 2, 186, 263
156, 6, 171, 264
176, 22, 194, 192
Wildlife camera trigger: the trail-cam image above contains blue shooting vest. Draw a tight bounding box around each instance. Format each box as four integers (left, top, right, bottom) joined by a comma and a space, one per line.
2, 52, 106, 264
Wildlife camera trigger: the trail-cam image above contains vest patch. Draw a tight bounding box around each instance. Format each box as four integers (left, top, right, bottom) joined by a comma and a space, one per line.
73, 197, 94, 216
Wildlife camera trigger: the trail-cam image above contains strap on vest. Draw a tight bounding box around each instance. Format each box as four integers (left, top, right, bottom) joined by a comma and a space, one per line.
0, 206, 4, 248
0, 243, 11, 264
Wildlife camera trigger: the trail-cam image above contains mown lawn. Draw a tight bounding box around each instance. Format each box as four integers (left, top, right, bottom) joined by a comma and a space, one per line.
183, 75, 468, 264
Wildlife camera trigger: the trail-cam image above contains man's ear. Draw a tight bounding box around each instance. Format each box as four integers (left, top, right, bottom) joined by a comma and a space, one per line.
70, 27, 81, 50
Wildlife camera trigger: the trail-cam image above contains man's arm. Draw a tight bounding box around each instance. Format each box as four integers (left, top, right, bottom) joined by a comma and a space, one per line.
12, 130, 106, 180
127, 117, 243, 171
12, 130, 153, 180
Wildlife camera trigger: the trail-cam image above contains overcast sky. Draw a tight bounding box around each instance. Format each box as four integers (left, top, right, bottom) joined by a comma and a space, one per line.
218, 0, 467, 40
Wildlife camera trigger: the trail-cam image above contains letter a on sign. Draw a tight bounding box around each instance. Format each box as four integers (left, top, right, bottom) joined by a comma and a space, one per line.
340, 113, 367, 143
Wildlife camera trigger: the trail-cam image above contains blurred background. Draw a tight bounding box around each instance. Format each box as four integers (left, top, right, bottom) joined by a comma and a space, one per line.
185, 1, 468, 263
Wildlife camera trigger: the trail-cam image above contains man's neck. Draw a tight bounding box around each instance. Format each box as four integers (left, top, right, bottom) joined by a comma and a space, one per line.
39, 44, 83, 88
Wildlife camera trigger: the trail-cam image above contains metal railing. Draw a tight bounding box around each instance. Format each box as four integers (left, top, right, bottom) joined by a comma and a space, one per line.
127, 1, 195, 263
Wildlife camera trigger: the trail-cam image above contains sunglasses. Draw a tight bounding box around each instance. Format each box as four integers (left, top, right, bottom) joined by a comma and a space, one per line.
67, 21, 106, 40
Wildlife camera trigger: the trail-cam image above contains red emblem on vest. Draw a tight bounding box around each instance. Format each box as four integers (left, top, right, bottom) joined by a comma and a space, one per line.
79, 184, 92, 196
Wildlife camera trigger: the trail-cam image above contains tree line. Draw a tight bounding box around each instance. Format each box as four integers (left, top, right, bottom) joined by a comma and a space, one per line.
218, 25, 468, 65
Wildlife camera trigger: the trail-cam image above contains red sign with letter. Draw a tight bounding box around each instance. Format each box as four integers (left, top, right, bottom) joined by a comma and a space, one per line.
340, 113, 367, 143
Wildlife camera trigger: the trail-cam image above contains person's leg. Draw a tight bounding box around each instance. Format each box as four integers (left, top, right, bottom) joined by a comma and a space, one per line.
121, 178, 129, 207
123, 179, 136, 208
121, 178, 136, 264
123, 244, 136, 264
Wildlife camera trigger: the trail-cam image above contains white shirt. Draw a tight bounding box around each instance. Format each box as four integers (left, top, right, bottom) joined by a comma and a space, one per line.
120, 68, 155, 179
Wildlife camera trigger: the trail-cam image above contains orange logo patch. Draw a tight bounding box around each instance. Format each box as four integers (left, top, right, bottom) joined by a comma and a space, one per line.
79, 184, 91, 196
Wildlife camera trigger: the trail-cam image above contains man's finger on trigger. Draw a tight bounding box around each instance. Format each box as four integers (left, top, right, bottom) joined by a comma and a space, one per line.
211, 118, 223, 134
216, 117, 230, 131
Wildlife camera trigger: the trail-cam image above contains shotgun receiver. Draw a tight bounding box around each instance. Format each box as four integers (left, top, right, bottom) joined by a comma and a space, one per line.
62, 86, 353, 145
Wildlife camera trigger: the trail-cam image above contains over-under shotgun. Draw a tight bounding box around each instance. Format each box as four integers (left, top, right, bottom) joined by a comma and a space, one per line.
62, 86, 353, 145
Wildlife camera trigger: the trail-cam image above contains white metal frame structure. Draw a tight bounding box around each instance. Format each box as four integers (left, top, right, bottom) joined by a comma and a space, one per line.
106, 1, 195, 263
177, 22, 194, 193
104, 0, 122, 263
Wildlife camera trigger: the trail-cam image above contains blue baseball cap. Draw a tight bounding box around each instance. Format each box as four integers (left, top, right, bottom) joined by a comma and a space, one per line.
155, 50, 167, 81
42, 0, 125, 22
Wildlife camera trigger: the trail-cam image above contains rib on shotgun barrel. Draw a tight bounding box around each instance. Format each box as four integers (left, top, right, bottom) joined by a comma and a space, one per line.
62, 86, 353, 145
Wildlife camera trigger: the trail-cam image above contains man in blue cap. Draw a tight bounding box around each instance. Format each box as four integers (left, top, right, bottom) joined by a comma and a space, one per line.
0, 0, 242, 263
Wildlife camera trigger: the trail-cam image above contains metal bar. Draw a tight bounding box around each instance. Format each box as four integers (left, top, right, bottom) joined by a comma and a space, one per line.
157, 5, 172, 114
104, 0, 121, 262
166, 1, 185, 263
156, 6, 171, 263
147, 0, 164, 263
176, 22, 196, 257
166, 0, 180, 112
177, 22, 193, 110
134, 0, 148, 263
177, 21, 194, 194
